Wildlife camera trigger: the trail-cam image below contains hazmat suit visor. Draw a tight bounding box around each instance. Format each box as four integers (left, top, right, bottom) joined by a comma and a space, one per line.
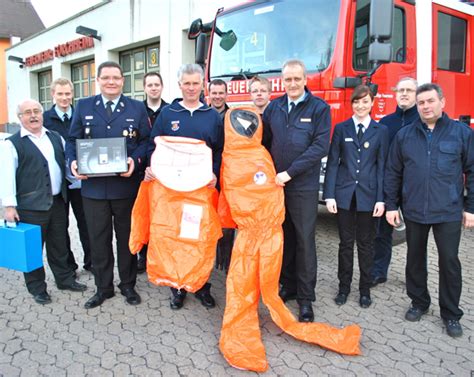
150, 136, 213, 192
229, 109, 260, 139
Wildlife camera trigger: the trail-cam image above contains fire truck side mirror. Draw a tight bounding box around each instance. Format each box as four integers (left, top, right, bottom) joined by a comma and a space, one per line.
369, 41, 392, 64
195, 34, 207, 66
368, 0, 393, 64
369, 0, 393, 41
188, 19, 203, 40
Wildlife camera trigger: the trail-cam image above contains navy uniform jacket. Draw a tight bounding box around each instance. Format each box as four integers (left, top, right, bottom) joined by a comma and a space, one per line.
384, 113, 474, 224
65, 94, 150, 200
43, 105, 73, 140
380, 104, 420, 143
262, 89, 331, 191
323, 118, 389, 211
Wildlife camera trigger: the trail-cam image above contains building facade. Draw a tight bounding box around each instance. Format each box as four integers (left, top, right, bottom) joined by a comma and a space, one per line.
1, 0, 44, 128
5, 0, 222, 122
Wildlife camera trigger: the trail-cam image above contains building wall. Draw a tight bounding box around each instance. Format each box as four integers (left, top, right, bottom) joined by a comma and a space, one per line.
0, 38, 11, 128
5, 0, 223, 121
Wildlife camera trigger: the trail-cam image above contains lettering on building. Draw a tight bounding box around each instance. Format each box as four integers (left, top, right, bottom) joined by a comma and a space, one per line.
25, 37, 95, 67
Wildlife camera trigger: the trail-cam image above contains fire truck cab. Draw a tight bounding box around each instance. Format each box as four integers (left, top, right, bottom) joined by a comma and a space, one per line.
189, 0, 474, 242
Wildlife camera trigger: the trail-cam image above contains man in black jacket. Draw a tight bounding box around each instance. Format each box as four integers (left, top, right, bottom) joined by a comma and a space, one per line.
371, 77, 419, 287
43, 78, 91, 272
137, 72, 169, 273
1, 99, 87, 305
263, 59, 331, 322
385, 83, 474, 338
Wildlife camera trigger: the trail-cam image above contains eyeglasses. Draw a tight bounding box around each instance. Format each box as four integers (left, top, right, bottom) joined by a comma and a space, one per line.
395, 88, 416, 94
20, 109, 42, 116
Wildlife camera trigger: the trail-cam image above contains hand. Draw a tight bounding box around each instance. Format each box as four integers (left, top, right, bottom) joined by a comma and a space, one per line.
4, 207, 20, 223
326, 199, 337, 214
386, 210, 400, 227
120, 157, 135, 177
373, 202, 385, 217
71, 160, 88, 180
275, 171, 291, 187
207, 173, 217, 188
144, 166, 156, 182
463, 211, 474, 229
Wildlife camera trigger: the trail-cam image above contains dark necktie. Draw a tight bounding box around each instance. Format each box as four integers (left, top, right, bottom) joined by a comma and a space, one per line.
357, 123, 364, 141
289, 102, 295, 114
63, 113, 69, 122
106, 101, 114, 117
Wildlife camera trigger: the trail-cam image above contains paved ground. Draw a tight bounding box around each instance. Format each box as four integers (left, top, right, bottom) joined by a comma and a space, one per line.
0, 208, 472, 376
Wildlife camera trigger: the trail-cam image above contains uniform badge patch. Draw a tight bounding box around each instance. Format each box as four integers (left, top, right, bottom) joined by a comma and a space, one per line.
364, 141, 370, 149
254, 171, 267, 185
171, 121, 180, 131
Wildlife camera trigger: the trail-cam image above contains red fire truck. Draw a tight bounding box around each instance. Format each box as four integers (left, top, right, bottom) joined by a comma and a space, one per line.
188, 0, 474, 241
189, 0, 474, 126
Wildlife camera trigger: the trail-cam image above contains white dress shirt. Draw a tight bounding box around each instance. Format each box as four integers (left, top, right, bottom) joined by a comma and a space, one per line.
0, 127, 63, 207
351, 115, 371, 134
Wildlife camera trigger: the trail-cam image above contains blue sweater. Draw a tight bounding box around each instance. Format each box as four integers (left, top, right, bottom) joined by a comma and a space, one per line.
149, 99, 224, 177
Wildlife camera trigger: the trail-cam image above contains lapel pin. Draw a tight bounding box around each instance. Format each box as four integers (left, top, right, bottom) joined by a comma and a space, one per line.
364, 141, 370, 149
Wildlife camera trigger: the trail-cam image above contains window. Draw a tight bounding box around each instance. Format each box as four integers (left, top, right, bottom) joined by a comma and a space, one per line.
72, 60, 96, 106
38, 71, 52, 110
120, 44, 160, 100
437, 12, 466, 72
353, 1, 406, 71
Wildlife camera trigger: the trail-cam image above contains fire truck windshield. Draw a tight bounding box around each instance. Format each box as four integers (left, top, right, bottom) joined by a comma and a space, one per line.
209, 0, 341, 79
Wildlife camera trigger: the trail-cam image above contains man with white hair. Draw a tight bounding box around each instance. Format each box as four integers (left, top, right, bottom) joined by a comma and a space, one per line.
147, 63, 223, 310
1, 99, 87, 305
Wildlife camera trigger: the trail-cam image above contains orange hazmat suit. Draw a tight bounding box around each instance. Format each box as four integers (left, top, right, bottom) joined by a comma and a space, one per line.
129, 136, 222, 292
218, 107, 361, 372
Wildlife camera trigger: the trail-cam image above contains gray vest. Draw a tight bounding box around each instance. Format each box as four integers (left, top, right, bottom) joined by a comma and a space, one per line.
8, 130, 67, 211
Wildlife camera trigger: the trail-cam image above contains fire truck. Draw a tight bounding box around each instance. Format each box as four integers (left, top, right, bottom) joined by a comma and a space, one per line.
189, 0, 474, 125
188, 0, 474, 240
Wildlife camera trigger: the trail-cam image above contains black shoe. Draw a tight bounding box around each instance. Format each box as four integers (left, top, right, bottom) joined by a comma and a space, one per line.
195, 290, 216, 308
443, 319, 463, 338
33, 292, 52, 305
84, 291, 115, 309
334, 292, 348, 306
279, 287, 297, 303
57, 281, 88, 292
137, 258, 146, 274
405, 306, 428, 322
83, 264, 93, 272
298, 303, 314, 322
359, 295, 372, 308
370, 277, 387, 288
170, 290, 187, 310
121, 288, 141, 305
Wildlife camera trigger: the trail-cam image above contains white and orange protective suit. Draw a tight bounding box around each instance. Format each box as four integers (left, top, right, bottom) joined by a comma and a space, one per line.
129, 136, 222, 292
219, 108, 361, 372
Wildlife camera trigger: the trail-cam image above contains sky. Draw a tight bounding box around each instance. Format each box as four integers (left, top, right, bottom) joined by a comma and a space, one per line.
31, 0, 101, 27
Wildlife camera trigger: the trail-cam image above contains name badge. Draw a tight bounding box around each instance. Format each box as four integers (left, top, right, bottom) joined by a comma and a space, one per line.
85, 115, 93, 120
300, 118, 311, 122
345, 138, 353, 142
126, 119, 135, 122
